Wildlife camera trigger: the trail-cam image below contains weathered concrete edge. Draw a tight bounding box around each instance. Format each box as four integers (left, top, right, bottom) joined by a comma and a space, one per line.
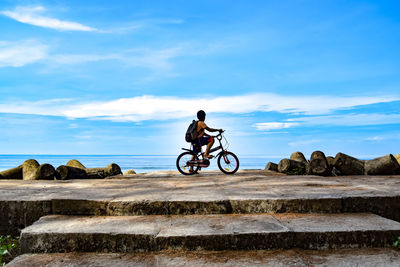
19, 215, 400, 253
0, 200, 52, 236
9, 248, 400, 267
2, 196, 400, 235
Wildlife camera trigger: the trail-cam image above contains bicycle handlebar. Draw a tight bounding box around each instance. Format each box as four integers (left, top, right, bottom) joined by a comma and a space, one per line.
213, 130, 225, 140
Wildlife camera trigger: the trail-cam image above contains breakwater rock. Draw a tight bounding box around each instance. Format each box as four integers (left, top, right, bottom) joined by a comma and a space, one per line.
0, 159, 122, 180
266, 151, 400, 176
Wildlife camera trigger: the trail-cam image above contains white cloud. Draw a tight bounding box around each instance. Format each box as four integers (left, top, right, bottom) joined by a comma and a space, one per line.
0, 39, 182, 73
288, 139, 321, 147
0, 40, 48, 67
50, 54, 122, 65
365, 136, 384, 141
105, 19, 184, 34
253, 113, 400, 132
287, 113, 400, 127
1, 6, 97, 32
50, 47, 183, 71
253, 122, 300, 130
0, 94, 398, 122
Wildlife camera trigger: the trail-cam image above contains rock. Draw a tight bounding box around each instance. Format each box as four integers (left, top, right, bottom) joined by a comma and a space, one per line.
20, 160, 57, 180
34, 164, 56, 180
0, 165, 23, 179
0, 159, 56, 180
264, 162, 278, 172
364, 154, 400, 175
394, 154, 400, 165
106, 163, 122, 176
308, 151, 331, 176
331, 167, 341, 176
86, 163, 122, 179
290, 152, 308, 164
22, 159, 40, 180
278, 159, 306, 174
326, 156, 335, 168
66, 159, 86, 170
65, 160, 122, 179
123, 169, 136, 175
56, 165, 88, 180
86, 169, 105, 179
333, 153, 365, 175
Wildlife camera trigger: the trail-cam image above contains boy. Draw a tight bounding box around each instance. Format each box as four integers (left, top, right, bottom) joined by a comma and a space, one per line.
192, 110, 223, 159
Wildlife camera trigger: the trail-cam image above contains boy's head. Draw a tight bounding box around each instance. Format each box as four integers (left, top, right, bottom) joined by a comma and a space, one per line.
197, 110, 206, 121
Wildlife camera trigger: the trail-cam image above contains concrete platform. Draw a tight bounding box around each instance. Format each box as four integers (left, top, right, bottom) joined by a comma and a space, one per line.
20, 213, 400, 253
1, 170, 400, 235
7, 248, 400, 267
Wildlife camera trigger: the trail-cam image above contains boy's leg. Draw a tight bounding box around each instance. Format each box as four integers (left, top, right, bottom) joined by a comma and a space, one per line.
189, 155, 194, 172
204, 137, 215, 158
189, 140, 200, 172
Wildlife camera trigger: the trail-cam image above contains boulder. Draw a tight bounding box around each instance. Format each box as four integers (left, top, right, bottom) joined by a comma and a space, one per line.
364, 154, 400, 175
290, 152, 308, 164
332, 153, 364, 175
22, 159, 40, 180
123, 169, 136, 175
278, 159, 307, 174
34, 164, 57, 180
394, 154, 400, 165
0, 165, 23, 179
308, 151, 331, 176
66, 159, 86, 170
21, 160, 57, 180
326, 156, 335, 168
264, 162, 278, 172
64, 160, 122, 179
0, 159, 57, 180
56, 165, 88, 180
86, 163, 122, 179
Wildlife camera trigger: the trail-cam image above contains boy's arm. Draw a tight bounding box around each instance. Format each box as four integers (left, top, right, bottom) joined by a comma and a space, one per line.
205, 126, 223, 133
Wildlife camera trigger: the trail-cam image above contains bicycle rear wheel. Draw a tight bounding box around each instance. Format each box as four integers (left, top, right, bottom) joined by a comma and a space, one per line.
176, 152, 199, 175
217, 151, 239, 174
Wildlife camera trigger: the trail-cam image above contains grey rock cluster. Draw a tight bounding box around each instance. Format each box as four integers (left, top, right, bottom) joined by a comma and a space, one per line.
0, 159, 122, 180
266, 152, 400, 176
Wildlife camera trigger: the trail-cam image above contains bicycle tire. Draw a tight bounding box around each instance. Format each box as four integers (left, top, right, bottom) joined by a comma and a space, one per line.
217, 151, 239, 174
176, 151, 199, 175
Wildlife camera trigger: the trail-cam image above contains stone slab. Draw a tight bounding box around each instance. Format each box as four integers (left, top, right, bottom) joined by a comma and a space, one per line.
8, 248, 400, 267
2, 170, 400, 234
20, 213, 400, 253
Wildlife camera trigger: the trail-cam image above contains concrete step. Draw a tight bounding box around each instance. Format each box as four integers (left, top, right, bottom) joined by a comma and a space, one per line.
2, 173, 400, 235
20, 213, 400, 253
7, 248, 400, 267
3, 196, 400, 236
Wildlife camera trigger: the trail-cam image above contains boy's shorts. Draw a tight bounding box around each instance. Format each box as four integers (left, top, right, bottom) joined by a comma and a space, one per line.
192, 136, 213, 153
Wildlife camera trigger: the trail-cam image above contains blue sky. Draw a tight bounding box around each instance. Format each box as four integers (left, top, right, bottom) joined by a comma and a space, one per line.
0, 0, 399, 158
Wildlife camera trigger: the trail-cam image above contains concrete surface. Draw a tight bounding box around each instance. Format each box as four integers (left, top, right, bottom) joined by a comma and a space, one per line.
20, 213, 400, 253
1, 170, 400, 235
7, 248, 400, 266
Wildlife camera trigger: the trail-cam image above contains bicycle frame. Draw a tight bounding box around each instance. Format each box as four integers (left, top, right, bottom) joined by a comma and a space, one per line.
181, 133, 227, 159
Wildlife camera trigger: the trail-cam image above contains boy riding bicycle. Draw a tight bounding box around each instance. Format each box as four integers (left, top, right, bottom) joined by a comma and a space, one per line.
192, 110, 223, 158
177, 111, 239, 175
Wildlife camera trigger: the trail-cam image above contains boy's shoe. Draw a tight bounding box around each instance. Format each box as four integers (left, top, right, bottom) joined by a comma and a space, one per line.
204, 154, 214, 159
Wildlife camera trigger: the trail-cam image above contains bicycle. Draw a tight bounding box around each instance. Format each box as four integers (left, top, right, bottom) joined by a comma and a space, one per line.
176, 131, 239, 175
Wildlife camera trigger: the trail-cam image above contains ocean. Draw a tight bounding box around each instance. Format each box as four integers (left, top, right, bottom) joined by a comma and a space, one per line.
0, 154, 281, 174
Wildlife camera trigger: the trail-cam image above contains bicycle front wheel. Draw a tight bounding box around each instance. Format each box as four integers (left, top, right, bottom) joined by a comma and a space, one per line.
217, 151, 239, 174
176, 152, 199, 175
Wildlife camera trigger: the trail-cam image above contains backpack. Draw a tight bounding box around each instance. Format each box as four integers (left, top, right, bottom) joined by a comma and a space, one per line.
185, 120, 198, 142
